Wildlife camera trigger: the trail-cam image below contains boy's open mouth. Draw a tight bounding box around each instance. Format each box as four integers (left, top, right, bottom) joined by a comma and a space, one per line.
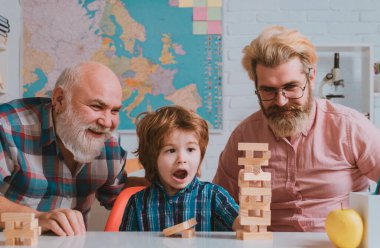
173, 169, 188, 180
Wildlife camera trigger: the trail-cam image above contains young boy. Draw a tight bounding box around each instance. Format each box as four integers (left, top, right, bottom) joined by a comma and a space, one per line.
119, 106, 240, 231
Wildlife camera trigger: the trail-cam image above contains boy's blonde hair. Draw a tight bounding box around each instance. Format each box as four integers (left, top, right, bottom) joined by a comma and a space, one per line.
242, 25, 317, 86
134, 106, 209, 182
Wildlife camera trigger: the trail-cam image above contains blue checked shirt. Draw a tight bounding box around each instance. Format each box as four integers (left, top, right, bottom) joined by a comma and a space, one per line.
119, 177, 239, 231
0, 98, 127, 222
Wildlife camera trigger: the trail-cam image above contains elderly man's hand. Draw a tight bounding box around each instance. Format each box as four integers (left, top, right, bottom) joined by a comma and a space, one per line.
36, 208, 86, 236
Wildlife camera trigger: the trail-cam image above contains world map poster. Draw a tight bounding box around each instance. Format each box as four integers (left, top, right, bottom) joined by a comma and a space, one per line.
21, 0, 223, 131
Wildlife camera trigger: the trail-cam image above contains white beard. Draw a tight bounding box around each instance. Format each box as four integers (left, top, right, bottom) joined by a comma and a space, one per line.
55, 105, 113, 163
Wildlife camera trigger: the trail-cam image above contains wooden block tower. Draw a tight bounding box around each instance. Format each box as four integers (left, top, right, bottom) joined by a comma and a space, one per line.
1, 213, 41, 246
236, 143, 272, 240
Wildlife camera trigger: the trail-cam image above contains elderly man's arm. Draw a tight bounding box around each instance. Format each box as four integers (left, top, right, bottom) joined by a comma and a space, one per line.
0, 196, 86, 236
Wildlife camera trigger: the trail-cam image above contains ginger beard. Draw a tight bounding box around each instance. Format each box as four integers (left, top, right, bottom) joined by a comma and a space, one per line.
55, 102, 114, 163
261, 85, 314, 138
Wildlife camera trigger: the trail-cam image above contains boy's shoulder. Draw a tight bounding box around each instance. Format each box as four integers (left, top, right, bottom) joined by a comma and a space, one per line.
196, 180, 229, 193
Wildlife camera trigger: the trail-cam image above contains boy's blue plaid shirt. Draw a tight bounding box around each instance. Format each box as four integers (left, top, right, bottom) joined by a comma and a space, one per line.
119, 177, 239, 231
0, 98, 126, 222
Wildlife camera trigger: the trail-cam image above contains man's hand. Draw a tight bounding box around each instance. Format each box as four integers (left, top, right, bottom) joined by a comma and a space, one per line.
36, 208, 86, 236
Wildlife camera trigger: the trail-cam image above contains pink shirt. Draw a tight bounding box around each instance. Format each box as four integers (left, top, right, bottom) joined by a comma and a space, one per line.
213, 98, 380, 231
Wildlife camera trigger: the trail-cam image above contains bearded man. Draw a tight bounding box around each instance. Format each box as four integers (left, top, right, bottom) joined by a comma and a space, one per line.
213, 26, 380, 232
0, 61, 136, 236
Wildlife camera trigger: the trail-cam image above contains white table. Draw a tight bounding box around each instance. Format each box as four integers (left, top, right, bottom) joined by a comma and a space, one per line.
0, 231, 334, 248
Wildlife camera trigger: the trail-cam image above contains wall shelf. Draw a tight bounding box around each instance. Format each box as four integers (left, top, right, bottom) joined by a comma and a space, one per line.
315, 44, 374, 121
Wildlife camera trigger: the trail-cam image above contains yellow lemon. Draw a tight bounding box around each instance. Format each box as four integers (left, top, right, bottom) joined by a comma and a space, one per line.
325, 207, 364, 248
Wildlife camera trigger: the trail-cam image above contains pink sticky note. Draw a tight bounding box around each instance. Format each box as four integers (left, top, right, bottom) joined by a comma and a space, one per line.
207, 21, 221, 34
193, 7, 207, 21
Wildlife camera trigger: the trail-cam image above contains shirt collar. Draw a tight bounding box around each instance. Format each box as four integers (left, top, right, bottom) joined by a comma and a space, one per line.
40, 100, 56, 147
153, 177, 199, 196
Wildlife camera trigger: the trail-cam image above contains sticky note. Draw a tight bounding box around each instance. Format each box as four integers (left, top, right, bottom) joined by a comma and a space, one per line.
169, 0, 179, 6
207, 21, 221, 34
193, 21, 207, 35
207, 7, 221, 20
207, 0, 222, 7
179, 0, 194, 7
193, 0, 207, 7
193, 7, 207, 20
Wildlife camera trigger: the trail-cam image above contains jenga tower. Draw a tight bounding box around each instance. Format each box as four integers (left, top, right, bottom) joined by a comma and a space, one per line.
1, 213, 41, 246
236, 143, 272, 240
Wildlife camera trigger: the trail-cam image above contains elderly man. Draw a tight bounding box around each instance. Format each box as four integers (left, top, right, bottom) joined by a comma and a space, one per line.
213, 26, 380, 232
0, 61, 129, 236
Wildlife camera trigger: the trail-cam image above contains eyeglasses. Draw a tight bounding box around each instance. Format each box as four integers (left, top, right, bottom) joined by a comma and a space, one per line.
255, 77, 309, 101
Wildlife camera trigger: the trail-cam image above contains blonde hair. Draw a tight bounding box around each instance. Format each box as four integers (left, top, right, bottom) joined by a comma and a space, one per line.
242, 25, 317, 85
134, 106, 209, 182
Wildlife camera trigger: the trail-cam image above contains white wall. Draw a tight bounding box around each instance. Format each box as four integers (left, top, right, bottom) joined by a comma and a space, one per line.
2, 0, 380, 230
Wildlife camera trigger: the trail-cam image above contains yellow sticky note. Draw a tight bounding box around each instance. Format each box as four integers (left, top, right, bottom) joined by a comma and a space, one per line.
179, 0, 194, 7
207, 0, 222, 7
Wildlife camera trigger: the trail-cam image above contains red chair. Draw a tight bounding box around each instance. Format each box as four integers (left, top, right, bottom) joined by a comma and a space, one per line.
104, 158, 146, 231
104, 186, 145, 231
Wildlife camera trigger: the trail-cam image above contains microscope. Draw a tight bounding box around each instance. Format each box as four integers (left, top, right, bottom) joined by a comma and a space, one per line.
318, 53, 345, 100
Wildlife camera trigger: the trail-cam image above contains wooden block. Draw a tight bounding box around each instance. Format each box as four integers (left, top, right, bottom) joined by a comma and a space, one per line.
259, 225, 267, 232
3, 228, 38, 239
5, 239, 15, 246
4, 221, 15, 229
262, 181, 271, 188
238, 157, 268, 166
163, 218, 197, 237
236, 230, 273, 240
181, 228, 195, 238
240, 187, 272, 196
238, 179, 258, 188
243, 225, 258, 232
241, 171, 271, 181
240, 200, 271, 210
23, 237, 37, 246
239, 194, 255, 206
243, 165, 262, 175
263, 151, 271, 159
238, 143, 268, 152
240, 209, 271, 218
22, 219, 39, 229
245, 150, 253, 157
240, 195, 271, 208
240, 209, 257, 218
240, 216, 271, 226
1, 213, 35, 222
262, 195, 271, 202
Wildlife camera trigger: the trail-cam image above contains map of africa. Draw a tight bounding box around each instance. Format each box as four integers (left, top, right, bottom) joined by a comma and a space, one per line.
21, 0, 222, 130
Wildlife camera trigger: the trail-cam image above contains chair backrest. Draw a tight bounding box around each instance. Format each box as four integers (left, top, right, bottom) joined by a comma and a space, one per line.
104, 186, 145, 231
124, 157, 144, 174
104, 158, 146, 232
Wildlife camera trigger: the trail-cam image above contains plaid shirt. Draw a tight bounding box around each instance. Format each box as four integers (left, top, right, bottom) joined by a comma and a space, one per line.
0, 98, 126, 222
119, 177, 239, 231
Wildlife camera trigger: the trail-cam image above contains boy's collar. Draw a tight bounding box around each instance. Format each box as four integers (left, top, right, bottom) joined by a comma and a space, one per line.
153, 177, 199, 196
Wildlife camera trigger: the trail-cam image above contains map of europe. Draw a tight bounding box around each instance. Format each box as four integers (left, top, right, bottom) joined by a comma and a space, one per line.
22, 0, 222, 130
